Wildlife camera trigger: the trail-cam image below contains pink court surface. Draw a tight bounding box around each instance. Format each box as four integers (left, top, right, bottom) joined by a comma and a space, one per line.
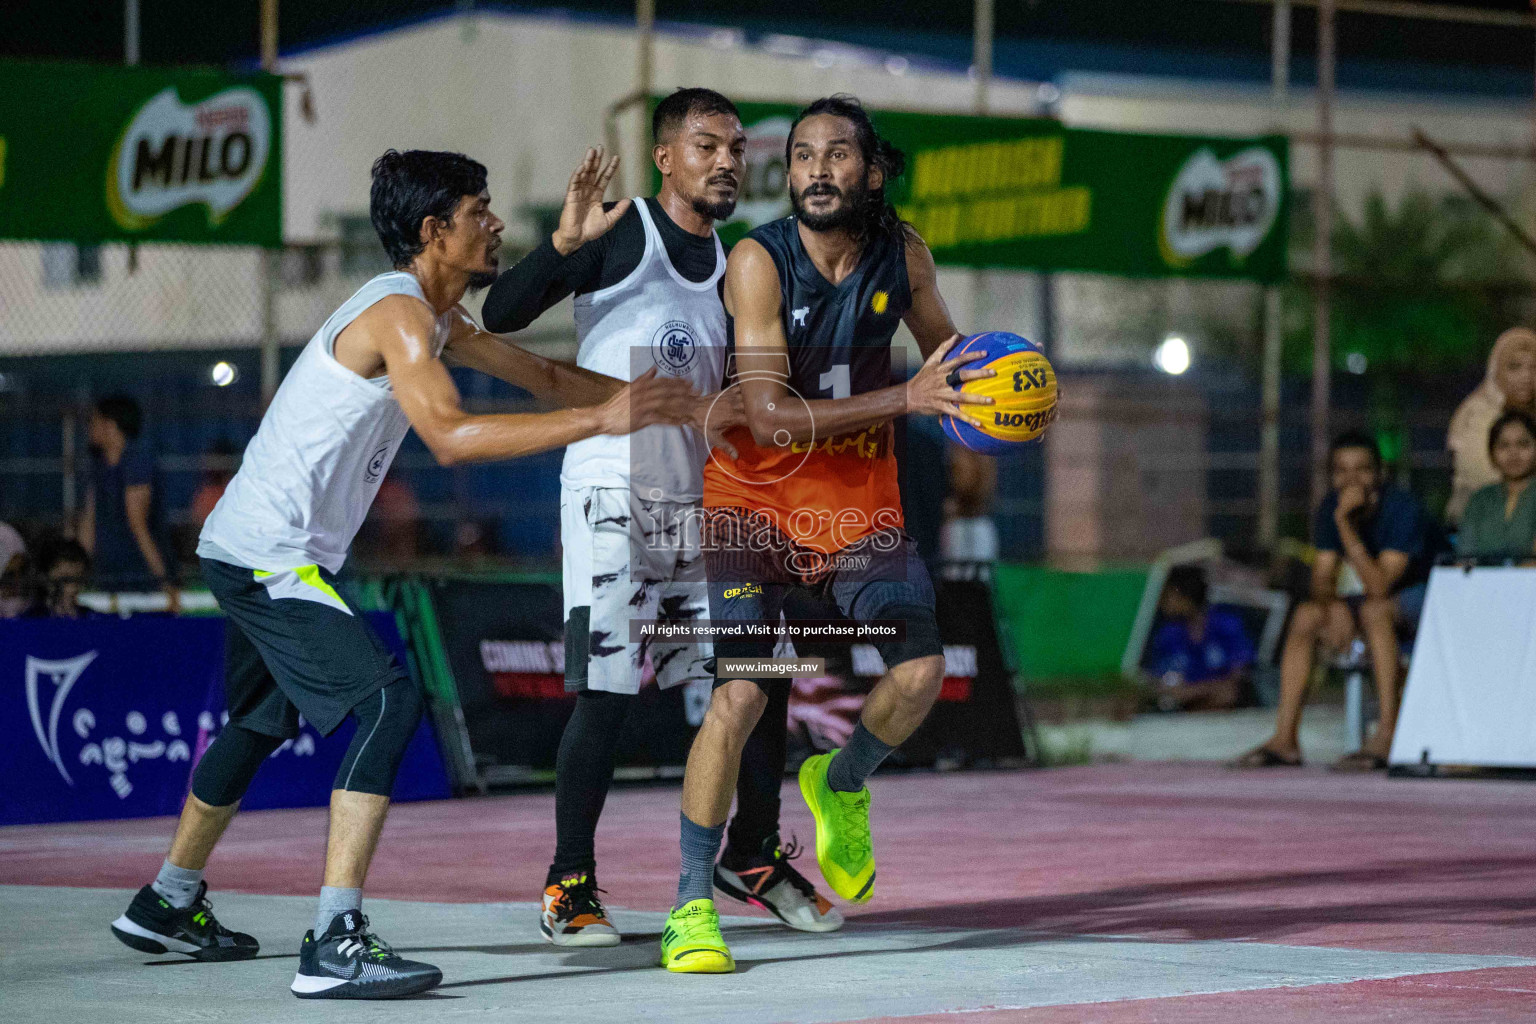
3, 761, 1535, 1023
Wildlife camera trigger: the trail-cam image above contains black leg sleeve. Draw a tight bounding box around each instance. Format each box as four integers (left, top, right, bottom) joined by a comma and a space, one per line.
726, 679, 791, 861
548, 689, 634, 885
332, 676, 424, 797
190, 724, 285, 807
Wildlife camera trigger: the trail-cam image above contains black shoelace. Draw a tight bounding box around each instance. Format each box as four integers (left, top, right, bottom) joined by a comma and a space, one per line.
555, 878, 609, 923
773, 836, 819, 900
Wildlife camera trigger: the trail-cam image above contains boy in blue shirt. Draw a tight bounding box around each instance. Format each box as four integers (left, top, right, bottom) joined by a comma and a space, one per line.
1146, 565, 1252, 711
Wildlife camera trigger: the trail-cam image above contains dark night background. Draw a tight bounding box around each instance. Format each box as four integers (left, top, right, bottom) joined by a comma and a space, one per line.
4, 1, 1532, 94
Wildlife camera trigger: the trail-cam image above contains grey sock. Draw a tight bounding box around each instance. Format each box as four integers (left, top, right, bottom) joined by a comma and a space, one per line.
150, 860, 204, 909
315, 886, 363, 939
826, 722, 895, 793
675, 812, 725, 910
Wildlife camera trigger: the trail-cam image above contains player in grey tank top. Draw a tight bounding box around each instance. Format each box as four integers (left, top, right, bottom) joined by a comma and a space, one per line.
113, 149, 703, 1000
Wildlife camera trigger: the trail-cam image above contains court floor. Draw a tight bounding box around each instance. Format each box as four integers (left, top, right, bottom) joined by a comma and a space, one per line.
4, 762, 1535, 1023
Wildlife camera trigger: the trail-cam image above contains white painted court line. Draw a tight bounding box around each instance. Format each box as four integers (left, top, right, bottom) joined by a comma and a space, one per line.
4, 886, 1530, 1024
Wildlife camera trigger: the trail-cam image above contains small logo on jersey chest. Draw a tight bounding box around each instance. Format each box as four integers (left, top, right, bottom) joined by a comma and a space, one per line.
651, 320, 698, 376
364, 443, 392, 483
791, 306, 810, 328
871, 291, 889, 314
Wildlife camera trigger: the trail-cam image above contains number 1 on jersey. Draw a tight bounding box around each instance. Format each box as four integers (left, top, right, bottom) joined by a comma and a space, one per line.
820, 364, 850, 400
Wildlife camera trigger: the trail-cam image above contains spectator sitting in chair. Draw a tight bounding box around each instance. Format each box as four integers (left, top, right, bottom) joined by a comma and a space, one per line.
1144, 565, 1252, 712
1456, 410, 1536, 563
1236, 431, 1429, 772
23, 537, 95, 619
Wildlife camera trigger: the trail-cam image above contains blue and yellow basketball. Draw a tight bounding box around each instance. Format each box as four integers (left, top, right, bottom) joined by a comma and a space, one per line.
941, 331, 1058, 454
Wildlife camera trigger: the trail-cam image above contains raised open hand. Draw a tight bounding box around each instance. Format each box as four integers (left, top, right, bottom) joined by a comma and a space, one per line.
552, 147, 630, 256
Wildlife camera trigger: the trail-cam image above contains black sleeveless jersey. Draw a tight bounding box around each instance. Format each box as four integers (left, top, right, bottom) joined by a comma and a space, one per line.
728, 216, 913, 397
704, 217, 913, 554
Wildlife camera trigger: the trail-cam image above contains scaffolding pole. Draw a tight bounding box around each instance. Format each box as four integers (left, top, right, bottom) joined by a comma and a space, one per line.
259, 0, 281, 406
972, 0, 994, 336
1310, 0, 1336, 508
1258, 0, 1289, 547
124, 0, 140, 65
633, 0, 655, 196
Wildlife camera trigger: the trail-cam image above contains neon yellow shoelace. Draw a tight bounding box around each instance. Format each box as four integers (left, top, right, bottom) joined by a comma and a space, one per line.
672, 906, 721, 943
833, 790, 872, 863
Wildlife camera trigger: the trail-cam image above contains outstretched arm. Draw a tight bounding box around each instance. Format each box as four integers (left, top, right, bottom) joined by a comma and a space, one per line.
726, 239, 991, 448
362, 295, 694, 466
444, 308, 623, 408
443, 308, 742, 450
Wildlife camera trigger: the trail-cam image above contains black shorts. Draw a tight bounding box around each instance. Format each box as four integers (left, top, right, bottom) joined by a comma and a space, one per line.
702, 508, 942, 685
201, 557, 408, 737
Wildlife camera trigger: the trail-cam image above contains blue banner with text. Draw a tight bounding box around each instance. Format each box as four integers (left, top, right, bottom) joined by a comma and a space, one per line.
0, 613, 449, 826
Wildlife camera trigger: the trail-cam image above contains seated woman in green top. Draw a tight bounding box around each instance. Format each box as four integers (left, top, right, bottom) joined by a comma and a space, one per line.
1457, 409, 1536, 562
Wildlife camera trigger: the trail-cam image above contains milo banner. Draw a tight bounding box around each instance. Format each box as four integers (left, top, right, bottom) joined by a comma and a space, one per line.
0, 60, 282, 245
667, 99, 1287, 283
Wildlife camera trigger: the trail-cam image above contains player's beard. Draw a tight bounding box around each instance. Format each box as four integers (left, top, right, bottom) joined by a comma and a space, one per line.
791, 178, 869, 233
691, 176, 739, 221
467, 254, 498, 293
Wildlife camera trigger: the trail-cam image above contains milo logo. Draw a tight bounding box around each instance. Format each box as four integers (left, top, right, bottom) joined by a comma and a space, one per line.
1160, 146, 1281, 267
107, 86, 272, 231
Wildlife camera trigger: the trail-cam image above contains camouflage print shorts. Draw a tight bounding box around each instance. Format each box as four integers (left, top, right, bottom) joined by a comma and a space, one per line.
560, 486, 713, 709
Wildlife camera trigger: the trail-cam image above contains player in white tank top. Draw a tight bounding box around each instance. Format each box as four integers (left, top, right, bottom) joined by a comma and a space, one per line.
198, 270, 449, 576
561, 197, 728, 499
121, 149, 700, 1000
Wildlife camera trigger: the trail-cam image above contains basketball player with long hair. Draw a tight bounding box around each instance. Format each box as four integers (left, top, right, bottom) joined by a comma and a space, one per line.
659, 95, 994, 973
109, 149, 696, 999
482, 88, 843, 945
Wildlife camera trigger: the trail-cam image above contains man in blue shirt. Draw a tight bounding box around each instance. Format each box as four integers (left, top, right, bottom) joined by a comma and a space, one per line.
1236, 431, 1428, 771
1146, 565, 1253, 711
82, 395, 177, 606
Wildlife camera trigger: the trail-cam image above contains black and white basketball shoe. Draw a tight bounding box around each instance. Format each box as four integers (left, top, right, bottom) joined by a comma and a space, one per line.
110, 883, 260, 961
291, 911, 442, 999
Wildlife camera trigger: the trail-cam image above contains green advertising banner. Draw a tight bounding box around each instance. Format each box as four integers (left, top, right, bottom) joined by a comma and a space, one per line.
0, 60, 282, 246
660, 99, 1287, 283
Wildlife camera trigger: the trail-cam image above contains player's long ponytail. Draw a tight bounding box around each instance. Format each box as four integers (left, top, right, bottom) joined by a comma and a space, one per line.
788, 95, 910, 248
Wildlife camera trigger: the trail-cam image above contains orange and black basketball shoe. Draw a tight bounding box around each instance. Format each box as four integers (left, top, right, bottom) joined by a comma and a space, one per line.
539, 872, 620, 947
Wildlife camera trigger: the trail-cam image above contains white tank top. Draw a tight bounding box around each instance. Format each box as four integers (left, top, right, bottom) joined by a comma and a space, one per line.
198, 272, 451, 573
560, 199, 727, 501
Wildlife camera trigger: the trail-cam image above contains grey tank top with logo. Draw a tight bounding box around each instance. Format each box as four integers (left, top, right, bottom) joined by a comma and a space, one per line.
198, 272, 450, 573
561, 198, 727, 502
